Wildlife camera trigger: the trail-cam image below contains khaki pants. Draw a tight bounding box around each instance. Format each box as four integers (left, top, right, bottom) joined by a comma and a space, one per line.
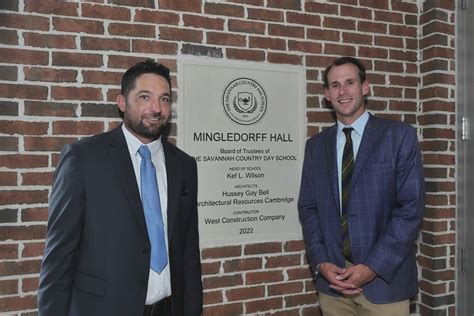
319, 292, 409, 316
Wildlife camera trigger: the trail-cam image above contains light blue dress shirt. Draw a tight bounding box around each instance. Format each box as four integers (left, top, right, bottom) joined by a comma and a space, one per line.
337, 111, 370, 213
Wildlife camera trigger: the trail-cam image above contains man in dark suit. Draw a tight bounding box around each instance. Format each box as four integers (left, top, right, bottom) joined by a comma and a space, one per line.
38, 60, 202, 316
298, 56, 424, 315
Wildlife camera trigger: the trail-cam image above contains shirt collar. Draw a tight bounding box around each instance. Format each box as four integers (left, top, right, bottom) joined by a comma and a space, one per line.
337, 111, 369, 137
121, 124, 163, 158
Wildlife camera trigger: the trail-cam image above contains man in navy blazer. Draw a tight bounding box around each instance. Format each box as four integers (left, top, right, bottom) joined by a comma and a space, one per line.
38, 60, 202, 315
298, 56, 424, 315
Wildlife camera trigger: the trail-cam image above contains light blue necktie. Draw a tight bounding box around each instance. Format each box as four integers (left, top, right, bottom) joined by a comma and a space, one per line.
138, 145, 167, 273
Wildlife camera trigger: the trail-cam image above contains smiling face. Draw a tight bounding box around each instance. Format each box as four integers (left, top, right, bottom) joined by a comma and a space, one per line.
117, 73, 171, 144
324, 63, 370, 125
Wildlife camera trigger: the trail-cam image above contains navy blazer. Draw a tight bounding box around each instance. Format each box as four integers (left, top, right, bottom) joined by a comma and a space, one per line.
298, 115, 424, 304
38, 126, 202, 316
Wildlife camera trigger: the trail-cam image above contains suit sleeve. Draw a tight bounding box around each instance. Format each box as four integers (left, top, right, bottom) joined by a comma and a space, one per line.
38, 144, 84, 315
364, 126, 425, 283
298, 141, 329, 270
183, 158, 203, 315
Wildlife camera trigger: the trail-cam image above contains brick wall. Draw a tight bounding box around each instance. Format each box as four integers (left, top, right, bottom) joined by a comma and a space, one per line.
0, 0, 456, 315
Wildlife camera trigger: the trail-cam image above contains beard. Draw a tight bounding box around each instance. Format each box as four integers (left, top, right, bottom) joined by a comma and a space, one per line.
123, 113, 169, 141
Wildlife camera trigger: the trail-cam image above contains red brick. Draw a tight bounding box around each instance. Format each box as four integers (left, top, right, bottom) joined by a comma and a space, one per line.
358, 21, 387, 34
159, 27, 203, 43
0, 83, 48, 100
203, 274, 244, 289
82, 3, 131, 21
81, 36, 130, 52
287, 267, 312, 280
422, 219, 448, 232
226, 48, 265, 62
22, 277, 39, 293
302, 306, 322, 315
245, 242, 281, 255
389, 101, 417, 112
284, 240, 305, 252
51, 86, 102, 101
323, 43, 356, 56
323, 17, 355, 30
304, 2, 338, 15
307, 111, 335, 124
132, 39, 178, 55
52, 121, 104, 135
24, 0, 78, 16
0, 244, 18, 260
0, 172, 17, 186
223, 258, 262, 272
265, 254, 301, 268
0, 47, 48, 65
204, 3, 245, 17
158, 0, 201, 12
248, 8, 283, 22
207, 32, 246, 47
359, 0, 388, 9
0, 279, 18, 295
0, 155, 48, 169
288, 40, 321, 54
285, 292, 318, 307
203, 290, 223, 305
21, 172, 54, 186
342, 32, 372, 45
203, 302, 243, 316
183, 14, 224, 30
0, 225, 46, 241
0, 295, 37, 312
226, 285, 264, 301
0, 13, 49, 31
420, 244, 447, 257
53, 17, 104, 34
0, 29, 19, 45
267, 0, 300, 10
24, 136, 76, 151
24, 101, 78, 117
202, 245, 241, 259
375, 35, 404, 48
229, 19, 266, 34
246, 270, 284, 285
21, 208, 49, 222
286, 12, 321, 26
52, 52, 102, 67
268, 281, 304, 296
108, 22, 155, 38
24, 32, 76, 49
82, 71, 122, 86
0, 121, 48, 135
245, 297, 282, 313
24, 67, 77, 83
22, 242, 45, 258
374, 10, 403, 24
134, 9, 179, 25
268, 24, 304, 38
340, 5, 371, 20
201, 262, 220, 275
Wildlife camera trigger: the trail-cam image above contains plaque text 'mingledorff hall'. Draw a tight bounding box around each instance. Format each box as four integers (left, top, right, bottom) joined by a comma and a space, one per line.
193, 132, 293, 142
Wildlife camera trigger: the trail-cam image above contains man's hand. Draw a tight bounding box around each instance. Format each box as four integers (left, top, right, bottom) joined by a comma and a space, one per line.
318, 263, 362, 295
335, 264, 376, 288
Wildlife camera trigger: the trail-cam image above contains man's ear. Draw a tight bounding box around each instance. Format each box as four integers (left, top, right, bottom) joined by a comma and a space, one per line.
324, 88, 331, 101
117, 94, 126, 112
362, 80, 370, 96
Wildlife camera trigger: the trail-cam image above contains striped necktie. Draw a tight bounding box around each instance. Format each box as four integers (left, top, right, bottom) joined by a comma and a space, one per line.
341, 127, 354, 262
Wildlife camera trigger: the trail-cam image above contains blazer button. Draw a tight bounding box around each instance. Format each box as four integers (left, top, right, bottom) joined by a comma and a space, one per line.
142, 248, 150, 254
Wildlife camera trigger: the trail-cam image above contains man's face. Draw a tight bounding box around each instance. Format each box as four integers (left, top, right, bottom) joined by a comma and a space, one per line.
324, 63, 369, 125
117, 73, 171, 144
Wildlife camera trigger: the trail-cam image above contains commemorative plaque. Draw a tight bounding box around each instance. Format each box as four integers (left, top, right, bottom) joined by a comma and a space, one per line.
178, 59, 305, 246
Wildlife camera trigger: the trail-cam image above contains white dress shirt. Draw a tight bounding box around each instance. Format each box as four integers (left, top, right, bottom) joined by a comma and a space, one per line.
121, 124, 172, 304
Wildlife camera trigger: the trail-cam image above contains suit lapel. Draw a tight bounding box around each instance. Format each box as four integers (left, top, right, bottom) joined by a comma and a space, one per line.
351, 115, 385, 186
163, 141, 179, 242
107, 126, 148, 236
324, 125, 340, 211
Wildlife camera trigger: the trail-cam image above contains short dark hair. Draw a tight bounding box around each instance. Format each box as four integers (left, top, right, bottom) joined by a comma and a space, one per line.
121, 59, 171, 98
323, 56, 367, 88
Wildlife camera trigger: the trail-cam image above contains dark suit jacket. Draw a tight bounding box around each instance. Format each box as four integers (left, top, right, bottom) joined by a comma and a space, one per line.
38, 126, 202, 316
298, 115, 424, 304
